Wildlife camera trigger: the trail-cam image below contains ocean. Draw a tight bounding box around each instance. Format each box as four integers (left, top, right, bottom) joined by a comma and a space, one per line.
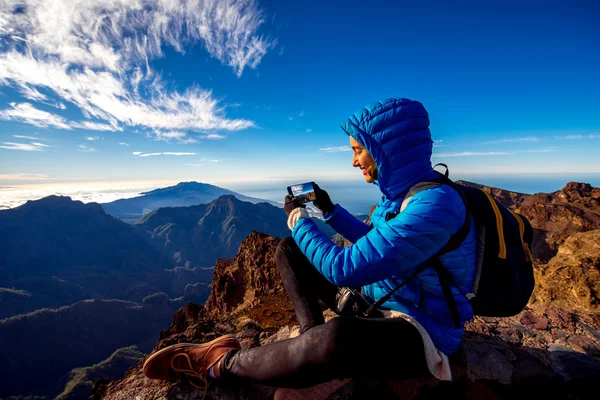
227, 173, 600, 215
1, 174, 598, 215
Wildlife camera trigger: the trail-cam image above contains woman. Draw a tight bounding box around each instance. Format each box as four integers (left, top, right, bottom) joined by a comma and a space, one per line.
142, 98, 477, 395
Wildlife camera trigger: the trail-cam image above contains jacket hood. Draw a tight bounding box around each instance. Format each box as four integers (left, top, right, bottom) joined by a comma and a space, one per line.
341, 98, 436, 199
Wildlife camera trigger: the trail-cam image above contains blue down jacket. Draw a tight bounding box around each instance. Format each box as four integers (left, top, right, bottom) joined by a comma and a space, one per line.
292, 98, 477, 355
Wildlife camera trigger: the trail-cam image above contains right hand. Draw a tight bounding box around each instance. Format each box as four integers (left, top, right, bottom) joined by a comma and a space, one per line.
313, 183, 334, 215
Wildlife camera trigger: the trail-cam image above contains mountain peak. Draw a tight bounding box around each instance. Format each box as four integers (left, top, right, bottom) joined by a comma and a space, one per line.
15, 195, 105, 215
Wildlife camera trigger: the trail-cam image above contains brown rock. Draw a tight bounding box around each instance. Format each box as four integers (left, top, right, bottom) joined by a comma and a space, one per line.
520, 311, 549, 330
532, 230, 600, 311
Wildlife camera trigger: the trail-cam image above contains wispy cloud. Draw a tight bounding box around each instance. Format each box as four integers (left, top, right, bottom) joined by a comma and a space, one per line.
70, 121, 120, 131
0, 141, 51, 151
199, 133, 225, 140
0, 0, 274, 134
482, 136, 540, 145
133, 151, 196, 157
86, 136, 101, 141
119, 142, 129, 146
13, 134, 44, 140
78, 144, 96, 152
516, 147, 560, 153
305, 129, 312, 133
320, 146, 351, 152
187, 159, 221, 166
555, 134, 600, 140
433, 151, 513, 157
151, 130, 197, 144
0, 173, 50, 180
0, 102, 71, 129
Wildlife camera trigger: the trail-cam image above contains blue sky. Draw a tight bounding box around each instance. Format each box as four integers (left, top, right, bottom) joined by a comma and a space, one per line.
0, 0, 599, 189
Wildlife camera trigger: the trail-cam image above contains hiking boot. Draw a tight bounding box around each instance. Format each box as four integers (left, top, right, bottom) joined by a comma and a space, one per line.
142, 334, 241, 389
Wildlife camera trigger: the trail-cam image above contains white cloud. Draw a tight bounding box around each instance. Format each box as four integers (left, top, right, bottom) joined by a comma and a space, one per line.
86, 136, 101, 141
0, 102, 71, 129
557, 134, 600, 140
78, 144, 96, 152
516, 148, 560, 153
482, 136, 540, 145
71, 121, 120, 131
133, 151, 196, 157
18, 85, 47, 101
305, 129, 312, 133
0, 0, 273, 133
119, 142, 129, 146
199, 133, 225, 140
151, 130, 197, 144
433, 151, 513, 157
187, 159, 221, 166
13, 134, 43, 140
0, 141, 50, 151
0, 173, 50, 180
320, 146, 352, 152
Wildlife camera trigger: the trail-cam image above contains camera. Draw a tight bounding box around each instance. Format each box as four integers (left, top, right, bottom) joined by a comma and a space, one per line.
335, 287, 383, 318
287, 181, 316, 203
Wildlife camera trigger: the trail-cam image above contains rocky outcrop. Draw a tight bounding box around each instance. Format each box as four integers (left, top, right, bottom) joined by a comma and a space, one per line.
92, 230, 600, 400
517, 183, 600, 262
531, 229, 600, 311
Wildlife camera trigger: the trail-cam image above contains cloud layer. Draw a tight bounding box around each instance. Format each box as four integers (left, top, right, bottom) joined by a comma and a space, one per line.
0, 0, 274, 137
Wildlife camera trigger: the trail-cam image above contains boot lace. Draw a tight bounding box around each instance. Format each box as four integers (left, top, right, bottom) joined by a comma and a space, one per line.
170, 340, 222, 400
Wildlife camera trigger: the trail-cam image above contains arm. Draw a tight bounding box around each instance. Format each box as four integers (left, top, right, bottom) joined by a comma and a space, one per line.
323, 203, 370, 243
292, 187, 465, 287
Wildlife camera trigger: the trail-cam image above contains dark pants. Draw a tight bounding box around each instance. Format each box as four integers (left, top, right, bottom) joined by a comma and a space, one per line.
221, 237, 430, 388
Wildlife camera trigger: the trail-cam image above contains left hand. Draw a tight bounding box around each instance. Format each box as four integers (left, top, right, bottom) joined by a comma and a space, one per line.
284, 195, 306, 217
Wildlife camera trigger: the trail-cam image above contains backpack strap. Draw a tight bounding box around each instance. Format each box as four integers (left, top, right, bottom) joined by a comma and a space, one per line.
364, 165, 471, 328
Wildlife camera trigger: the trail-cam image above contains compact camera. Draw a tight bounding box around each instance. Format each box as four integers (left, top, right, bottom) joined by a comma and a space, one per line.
287, 181, 316, 203
335, 287, 383, 318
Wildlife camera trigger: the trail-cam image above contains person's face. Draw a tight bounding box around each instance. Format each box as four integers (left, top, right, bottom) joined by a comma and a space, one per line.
350, 136, 376, 183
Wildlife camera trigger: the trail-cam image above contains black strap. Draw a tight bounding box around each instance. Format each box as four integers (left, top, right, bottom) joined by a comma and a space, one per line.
364, 168, 471, 328
431, 259, 462, 328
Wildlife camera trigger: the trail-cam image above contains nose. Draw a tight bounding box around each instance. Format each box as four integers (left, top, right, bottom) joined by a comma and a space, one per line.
352, 154, 359, 167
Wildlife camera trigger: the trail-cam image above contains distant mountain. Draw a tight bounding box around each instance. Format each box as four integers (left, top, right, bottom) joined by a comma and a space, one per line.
135, 194, 334, 268
0, 196, 212, 318
101, 181, 279, 222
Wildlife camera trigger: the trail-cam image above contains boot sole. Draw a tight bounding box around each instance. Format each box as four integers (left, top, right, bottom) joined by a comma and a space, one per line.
143, 334, 240, 379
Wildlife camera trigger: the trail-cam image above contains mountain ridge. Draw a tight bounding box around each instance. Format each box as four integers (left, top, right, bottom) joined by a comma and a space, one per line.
101, 181, 280, 222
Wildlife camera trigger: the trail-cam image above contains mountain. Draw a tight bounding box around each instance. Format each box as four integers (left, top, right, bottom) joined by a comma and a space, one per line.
92, 231, 600, 400
134, 194, 335, 268
0, 196, 211, 318
101, 181, 280, 222
0, 299, 176, 399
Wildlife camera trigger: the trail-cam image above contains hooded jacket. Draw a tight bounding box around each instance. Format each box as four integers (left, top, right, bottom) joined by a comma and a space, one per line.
291, 98, 477, 355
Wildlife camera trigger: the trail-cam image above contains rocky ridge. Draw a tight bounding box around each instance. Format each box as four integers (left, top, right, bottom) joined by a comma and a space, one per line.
92, 220, 600, 399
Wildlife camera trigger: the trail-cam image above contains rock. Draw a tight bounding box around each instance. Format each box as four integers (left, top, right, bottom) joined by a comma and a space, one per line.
91, 229, 600, 399
531, 230, 600, 311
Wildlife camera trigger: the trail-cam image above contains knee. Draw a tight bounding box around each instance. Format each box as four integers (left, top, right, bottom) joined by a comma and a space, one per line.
276, 237, 296, 261
316, 317, 349, 361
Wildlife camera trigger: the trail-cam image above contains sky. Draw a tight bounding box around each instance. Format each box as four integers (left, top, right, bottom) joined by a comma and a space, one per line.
0, 0, 599, 197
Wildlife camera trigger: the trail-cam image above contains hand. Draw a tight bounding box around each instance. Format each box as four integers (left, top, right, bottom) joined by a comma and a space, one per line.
284, 195, 306, 217
313, 183, 334, 215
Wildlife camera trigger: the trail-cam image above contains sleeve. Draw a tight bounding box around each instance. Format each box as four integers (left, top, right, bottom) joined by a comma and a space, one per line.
322, 204, 370, 243
292, 187, 464, 287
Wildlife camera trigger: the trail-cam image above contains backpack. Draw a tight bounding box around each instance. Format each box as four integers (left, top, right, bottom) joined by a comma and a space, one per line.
365, 164, 535, 326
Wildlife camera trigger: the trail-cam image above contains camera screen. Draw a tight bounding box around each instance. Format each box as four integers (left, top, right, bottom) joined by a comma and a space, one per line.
289, 182, 314, 197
